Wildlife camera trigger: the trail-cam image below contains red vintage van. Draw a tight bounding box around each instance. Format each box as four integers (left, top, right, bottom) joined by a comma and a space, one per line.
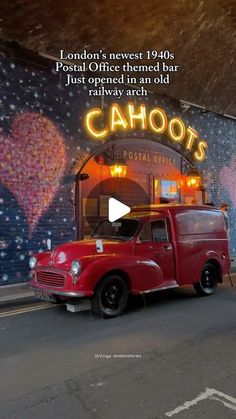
29, 205, 230, 318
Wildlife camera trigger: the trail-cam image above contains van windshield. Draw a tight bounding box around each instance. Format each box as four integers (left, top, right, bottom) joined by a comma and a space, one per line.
91, 219, 140, 241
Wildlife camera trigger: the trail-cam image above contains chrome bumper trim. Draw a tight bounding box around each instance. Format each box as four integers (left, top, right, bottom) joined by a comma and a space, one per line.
29, 284, 88, 298
141, 284, 179, 294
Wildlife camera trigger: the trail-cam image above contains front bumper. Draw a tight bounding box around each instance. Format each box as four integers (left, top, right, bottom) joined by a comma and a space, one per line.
29, 284, 87, 298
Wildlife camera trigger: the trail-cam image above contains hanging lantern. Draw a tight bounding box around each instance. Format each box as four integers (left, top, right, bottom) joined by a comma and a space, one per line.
186, 168, 201, 189
109, 157, 128, 178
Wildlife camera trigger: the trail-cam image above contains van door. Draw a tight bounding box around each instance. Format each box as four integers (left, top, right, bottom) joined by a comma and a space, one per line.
134, 219, 177, 288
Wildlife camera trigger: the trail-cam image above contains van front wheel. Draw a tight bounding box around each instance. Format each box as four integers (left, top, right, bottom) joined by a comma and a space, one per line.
92, 275, 128, 318
194, 263, 218, 296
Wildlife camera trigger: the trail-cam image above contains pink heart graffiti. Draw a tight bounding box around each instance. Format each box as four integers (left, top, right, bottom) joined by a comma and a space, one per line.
220, 157, 236, 208
0, 112, 67, 237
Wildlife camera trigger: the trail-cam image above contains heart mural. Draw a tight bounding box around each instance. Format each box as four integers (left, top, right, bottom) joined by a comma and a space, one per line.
220, 157, 236, 208
0, 112, 67, 237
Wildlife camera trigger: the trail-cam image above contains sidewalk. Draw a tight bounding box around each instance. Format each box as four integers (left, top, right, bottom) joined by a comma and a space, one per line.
0, 282, 35, 305
0, 260, 236, 306
231, 258, 236, 272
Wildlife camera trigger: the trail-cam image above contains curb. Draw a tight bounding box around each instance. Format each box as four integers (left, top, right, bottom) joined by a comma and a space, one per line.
0, 283, 35, 305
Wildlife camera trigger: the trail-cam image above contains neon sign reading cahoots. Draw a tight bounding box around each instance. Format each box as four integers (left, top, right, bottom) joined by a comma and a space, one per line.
85, 103, 207, 162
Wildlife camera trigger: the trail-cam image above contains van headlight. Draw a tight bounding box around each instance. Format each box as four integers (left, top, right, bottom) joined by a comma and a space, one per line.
70, 260, 81, 275
29, 256, 37, 269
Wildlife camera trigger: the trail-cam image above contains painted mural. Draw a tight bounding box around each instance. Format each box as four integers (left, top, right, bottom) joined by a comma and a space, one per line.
0, 51, 236, 285
0, 112, 67, 238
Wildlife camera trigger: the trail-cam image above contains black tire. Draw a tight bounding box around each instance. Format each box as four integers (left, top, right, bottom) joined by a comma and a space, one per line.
92, 275, 128, 318
194, 263, 218, 296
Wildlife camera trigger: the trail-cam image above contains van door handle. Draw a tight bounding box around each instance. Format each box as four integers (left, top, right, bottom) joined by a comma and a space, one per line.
162, 244, 172, 251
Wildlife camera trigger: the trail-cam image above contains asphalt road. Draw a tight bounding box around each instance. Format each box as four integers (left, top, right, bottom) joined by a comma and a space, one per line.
0, 276, 236, 419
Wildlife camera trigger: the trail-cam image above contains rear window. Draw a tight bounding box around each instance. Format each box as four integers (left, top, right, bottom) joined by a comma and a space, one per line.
176, 210, 225, 235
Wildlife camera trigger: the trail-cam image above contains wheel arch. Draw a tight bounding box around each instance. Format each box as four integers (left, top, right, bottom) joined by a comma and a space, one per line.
95, 269, 132, 292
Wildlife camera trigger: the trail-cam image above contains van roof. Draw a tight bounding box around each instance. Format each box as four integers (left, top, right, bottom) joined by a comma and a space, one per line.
132, 204, 220, 213
125, 211, 162, 220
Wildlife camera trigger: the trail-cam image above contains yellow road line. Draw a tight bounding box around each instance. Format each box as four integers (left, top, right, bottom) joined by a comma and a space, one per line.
0, 303, 58, 318
0, 302, 51, 314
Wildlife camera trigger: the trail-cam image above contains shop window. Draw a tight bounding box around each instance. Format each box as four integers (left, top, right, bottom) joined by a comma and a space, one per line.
151, 220, 168, 242
154, 179, 179, 203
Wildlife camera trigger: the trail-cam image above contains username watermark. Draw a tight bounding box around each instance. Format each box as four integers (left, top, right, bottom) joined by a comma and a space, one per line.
95, 353, 142, 359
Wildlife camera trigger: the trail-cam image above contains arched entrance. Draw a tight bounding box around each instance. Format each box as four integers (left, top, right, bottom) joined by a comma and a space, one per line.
75, 138, 203, 239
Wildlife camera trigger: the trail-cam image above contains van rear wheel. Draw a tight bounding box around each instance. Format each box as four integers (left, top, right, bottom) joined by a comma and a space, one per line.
194, 263, 218, 296
92, 275, 128, 318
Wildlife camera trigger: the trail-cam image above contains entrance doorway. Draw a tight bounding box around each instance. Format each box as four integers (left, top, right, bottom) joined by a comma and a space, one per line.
75, 138, 202, 238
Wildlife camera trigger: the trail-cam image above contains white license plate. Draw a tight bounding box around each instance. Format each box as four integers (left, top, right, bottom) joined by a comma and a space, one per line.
35, 291, 57, 303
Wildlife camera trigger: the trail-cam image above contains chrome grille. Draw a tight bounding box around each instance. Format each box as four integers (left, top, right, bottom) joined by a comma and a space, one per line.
36, 271, 65, 288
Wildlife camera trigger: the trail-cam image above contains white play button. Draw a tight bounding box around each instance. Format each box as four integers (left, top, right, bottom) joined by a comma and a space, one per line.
108, 198, 131, 222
